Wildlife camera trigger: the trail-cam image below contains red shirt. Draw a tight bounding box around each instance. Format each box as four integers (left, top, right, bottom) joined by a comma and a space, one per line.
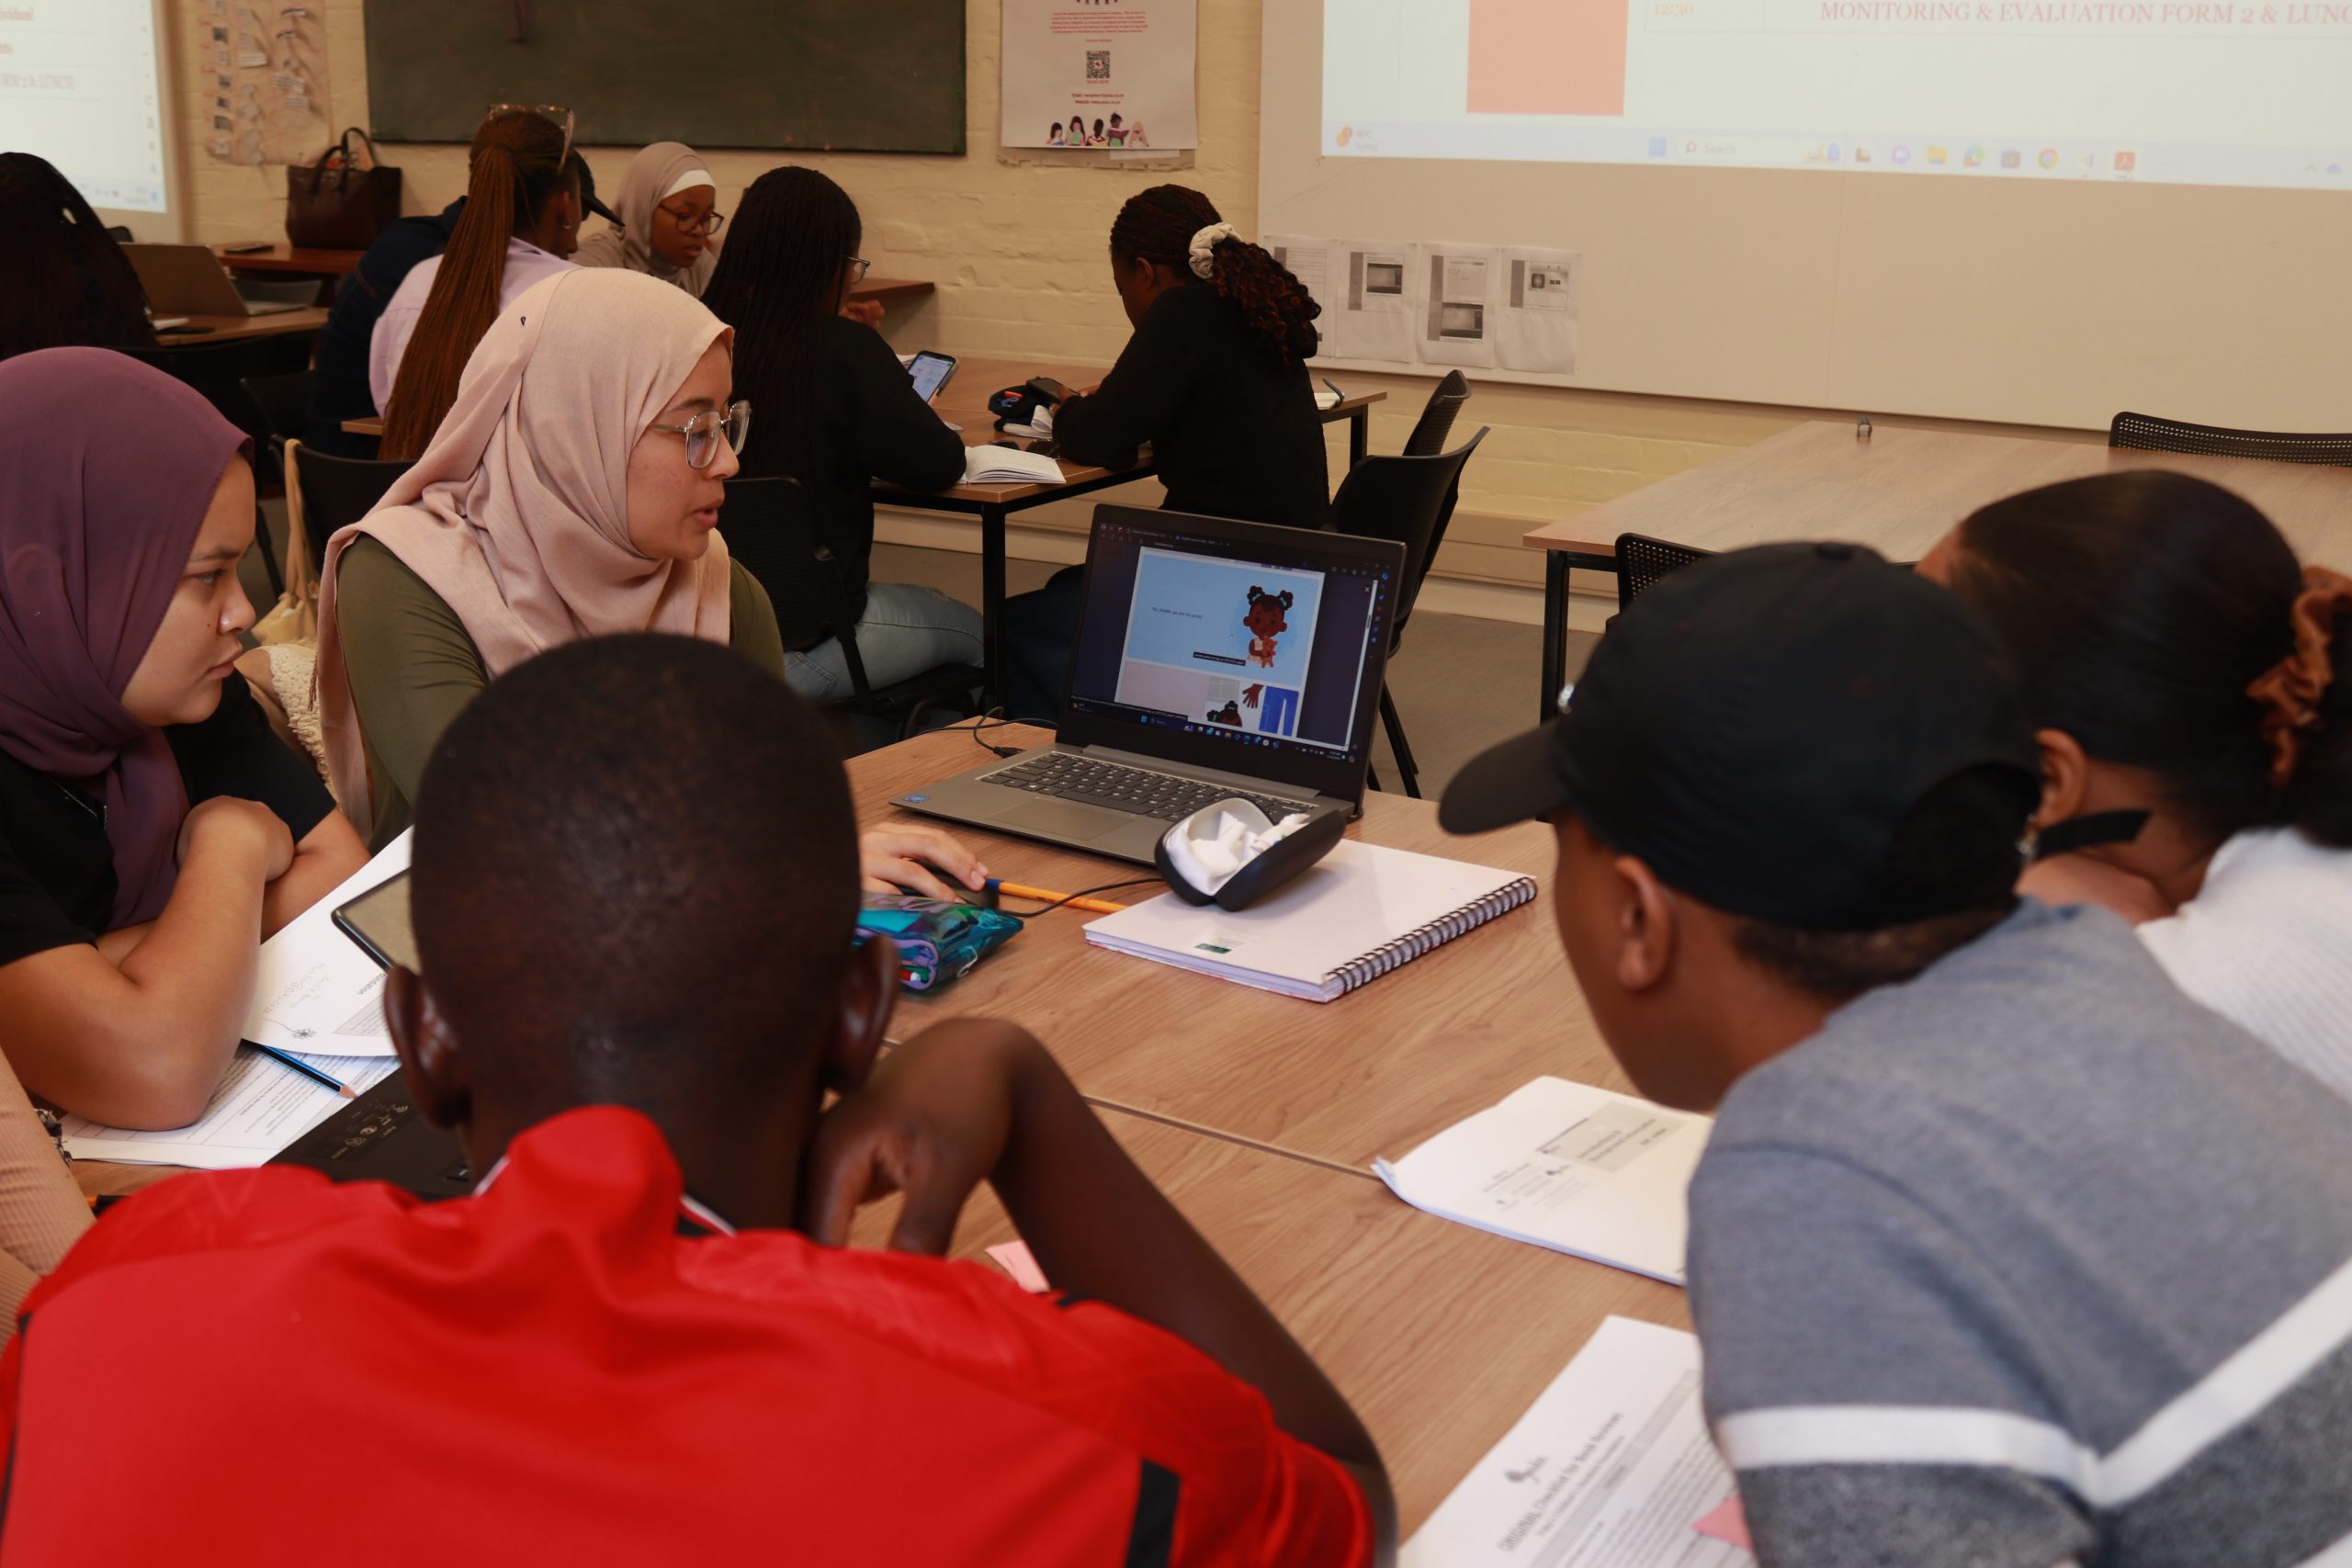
0, 1108, 1369, 1566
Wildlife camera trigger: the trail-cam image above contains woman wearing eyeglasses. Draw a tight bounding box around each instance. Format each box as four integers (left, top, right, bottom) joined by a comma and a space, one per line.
702, 167, 978, 707
573, 141, 723, 298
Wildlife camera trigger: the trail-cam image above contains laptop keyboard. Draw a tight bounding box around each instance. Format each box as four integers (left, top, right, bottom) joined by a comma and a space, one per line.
990, 753, 1315, 824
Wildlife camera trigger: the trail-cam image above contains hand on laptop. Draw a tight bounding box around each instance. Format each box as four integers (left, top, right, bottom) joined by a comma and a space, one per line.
860, 824, 988, 900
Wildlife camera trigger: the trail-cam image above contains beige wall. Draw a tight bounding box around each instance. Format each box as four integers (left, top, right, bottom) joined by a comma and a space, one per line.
170, 0, 2077, 605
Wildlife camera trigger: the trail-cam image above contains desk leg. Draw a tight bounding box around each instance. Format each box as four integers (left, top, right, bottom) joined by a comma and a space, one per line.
1541, 553, 1567, 722
1348, 407, 1369, 469
982, 504, 1009, 714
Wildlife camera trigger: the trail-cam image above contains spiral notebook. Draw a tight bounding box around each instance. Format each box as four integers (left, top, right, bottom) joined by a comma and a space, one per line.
1083, 840, 1536, 1001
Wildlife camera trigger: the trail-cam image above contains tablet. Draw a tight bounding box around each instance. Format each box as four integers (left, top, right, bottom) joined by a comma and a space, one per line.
334, 870, 419, 973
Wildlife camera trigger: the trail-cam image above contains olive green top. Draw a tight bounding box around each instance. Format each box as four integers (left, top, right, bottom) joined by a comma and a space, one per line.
336, 534, 785, 849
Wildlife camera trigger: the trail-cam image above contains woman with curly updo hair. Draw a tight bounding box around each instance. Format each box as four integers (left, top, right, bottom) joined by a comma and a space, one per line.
1004, 186, 1329, 716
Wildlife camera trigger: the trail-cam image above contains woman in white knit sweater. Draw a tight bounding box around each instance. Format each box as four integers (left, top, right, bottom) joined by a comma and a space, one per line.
1922, 471, 2352, 1099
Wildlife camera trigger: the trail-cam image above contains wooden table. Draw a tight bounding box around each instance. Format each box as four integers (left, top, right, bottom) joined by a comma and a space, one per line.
854, 725, 1598, 1171
856, 1106, 1687, 1534
214, 243, 362, 276
1521, 419, 2352, 720
153, 306, 330, 345
882, 356, 1385, 709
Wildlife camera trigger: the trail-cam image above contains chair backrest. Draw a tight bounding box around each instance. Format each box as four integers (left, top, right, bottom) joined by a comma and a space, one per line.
2109, 411, 2352, 468
1401, 370, 1473, 457
1615, 533, 1714, 612
718, 477, 868, 686
291, 449, 414, 561
241, 369, 316, 446
1329, 427, 1487, 642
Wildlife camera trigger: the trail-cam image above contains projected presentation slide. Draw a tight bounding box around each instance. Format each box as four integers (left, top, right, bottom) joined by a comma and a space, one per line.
0, 0, 169, 213
1324, 0, 2352, 190
1114, 550, 1330, 743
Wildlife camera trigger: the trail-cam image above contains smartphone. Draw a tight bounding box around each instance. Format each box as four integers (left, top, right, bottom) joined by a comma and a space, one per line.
334, 872, 420, 973
908, 350, 957, 405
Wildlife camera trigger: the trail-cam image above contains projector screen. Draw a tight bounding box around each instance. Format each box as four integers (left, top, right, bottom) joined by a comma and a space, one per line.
0, 0, 181, 231
1263, 1, 2352, 429
1324, 0, 2352, 190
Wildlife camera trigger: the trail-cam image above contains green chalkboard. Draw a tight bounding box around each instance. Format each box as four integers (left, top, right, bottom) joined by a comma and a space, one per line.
363, 1, 966, 155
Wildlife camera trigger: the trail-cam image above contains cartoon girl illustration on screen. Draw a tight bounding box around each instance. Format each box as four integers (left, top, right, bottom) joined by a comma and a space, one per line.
1243, 586, 1293, 669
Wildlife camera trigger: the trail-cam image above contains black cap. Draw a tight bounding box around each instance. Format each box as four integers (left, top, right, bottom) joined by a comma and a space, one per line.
1441, 542, 2039, 931
570, 153, 619, 227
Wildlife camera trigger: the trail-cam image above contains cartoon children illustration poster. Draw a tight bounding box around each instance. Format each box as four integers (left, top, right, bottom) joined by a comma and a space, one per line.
1000, 0, 1200, 150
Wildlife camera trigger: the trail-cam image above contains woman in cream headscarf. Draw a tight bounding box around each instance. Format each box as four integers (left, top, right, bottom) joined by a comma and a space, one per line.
316, 267, 984, 896
572, 141, 722, 297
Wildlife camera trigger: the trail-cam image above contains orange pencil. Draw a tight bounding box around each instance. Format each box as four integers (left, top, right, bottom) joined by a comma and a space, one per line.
988, 879, 1132, 915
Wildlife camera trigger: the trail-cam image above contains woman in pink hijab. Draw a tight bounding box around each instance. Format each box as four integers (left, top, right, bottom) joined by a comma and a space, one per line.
318, 268, 986, 897
0, 350, 368, 1131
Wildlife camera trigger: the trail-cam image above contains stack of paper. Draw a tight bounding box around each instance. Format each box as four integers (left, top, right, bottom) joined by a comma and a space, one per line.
962, 444, 1064, 484
1375, 1076, 1711, 1284
1404, 1317, 1747, 1566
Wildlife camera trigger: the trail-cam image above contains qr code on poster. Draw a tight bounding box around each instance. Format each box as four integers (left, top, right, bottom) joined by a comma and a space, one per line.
1086, 50, 1110, 80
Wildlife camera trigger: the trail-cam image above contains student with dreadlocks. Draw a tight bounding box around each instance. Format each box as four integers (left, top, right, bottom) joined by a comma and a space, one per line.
0, 153, 157, 364
372, 107, 584, 461
1001, 185, 1329, 720
701, 166, 980, 703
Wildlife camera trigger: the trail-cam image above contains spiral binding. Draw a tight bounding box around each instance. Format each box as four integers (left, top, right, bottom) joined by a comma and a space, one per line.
1327, 876, 1538, 994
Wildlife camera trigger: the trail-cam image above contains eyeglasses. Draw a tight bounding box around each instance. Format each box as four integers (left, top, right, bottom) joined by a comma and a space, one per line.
649, 400, 751, 470
484, 103, 573, 165
844, 255, 872, 284
657, 202, 726, 237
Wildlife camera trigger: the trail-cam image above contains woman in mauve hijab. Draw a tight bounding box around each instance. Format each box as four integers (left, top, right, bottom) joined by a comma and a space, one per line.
0, 349, 368, 1130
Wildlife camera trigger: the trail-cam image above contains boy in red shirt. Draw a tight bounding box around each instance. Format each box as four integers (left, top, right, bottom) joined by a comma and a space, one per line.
0, 635, 1390, 1566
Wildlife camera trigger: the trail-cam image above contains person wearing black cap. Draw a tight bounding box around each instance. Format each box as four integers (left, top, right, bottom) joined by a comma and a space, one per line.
1441, 542, 2352, 1568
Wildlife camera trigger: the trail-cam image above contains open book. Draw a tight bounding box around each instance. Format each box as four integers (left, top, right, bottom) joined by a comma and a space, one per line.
962, 444, 1064, 485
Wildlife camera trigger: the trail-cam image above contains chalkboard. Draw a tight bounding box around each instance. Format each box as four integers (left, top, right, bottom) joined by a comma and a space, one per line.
364, 1, 966, 155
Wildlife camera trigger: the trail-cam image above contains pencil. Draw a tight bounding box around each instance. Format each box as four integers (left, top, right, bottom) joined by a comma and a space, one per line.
988, 879, 1133, 915
248, 1043, 358, 1098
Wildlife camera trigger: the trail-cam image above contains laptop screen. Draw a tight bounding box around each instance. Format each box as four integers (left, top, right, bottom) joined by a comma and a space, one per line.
1058, 507, 1403, 802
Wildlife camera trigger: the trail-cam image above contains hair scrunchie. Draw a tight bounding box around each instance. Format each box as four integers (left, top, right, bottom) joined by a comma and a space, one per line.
2247, 563, 2352, 787
1188, 221, 1238, 279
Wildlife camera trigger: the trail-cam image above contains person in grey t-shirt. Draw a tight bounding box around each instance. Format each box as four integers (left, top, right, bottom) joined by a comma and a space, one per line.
1439, 542, 2352, 1568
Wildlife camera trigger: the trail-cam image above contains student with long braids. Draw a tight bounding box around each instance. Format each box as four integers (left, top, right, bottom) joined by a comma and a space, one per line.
701, 166, 979, 702
1922, 471, 2352, 1099
1003, 185, 1328, 718
373, 108, 582, 460
0, 153, 157, 363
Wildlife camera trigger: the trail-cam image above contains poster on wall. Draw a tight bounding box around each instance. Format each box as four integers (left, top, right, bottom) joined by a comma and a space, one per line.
1001, 0, 1198, 152
195, 0, 331, 165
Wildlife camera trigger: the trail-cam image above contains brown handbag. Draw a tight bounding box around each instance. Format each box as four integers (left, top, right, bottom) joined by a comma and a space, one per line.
285, 128, 401, 251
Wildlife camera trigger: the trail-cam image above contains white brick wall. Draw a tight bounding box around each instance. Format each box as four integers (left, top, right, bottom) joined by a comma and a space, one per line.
169, 0, 2086, 605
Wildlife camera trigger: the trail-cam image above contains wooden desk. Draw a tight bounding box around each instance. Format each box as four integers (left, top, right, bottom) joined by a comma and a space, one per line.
854, 1106, 1686, 1533
881, 355, 1385, 708
1521, 419, 2352, 719
214, 243, 363, 276
153, 307, 330, 345
853, 725, 1606, 1170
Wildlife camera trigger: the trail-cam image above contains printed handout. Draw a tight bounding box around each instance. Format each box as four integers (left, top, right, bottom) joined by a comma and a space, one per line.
240, 829, 411, 1057
1495, 246, 1582, 374
1270, 235, 1584, 376
1403, 1316, 1747, 1567
1268, 234, 1419, 364
1421, 243, 1500, 368
61, 1046, 398, 1169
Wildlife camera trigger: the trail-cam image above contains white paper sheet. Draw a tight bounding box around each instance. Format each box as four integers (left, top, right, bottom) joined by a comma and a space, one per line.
1404, 1316, 1749, 1568
239, 829, 411, 1057
1494, 247, 1583, 375
1375, 1076, 1711, 1284
61, 1047, 398, 1169
1419, 243, 1501, 368
1268, 234, 1420, 364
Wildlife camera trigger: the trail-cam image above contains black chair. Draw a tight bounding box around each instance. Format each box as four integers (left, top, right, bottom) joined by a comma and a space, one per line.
239, 369, 316, 575
1328, 427, 1489, 798
291, 448, 414, 565
123, 337, 312, 597
1401, 370, 1473, 457
2109, 412, 2352, 468
1615, 533, 1714, 612
719, 477, 983, 740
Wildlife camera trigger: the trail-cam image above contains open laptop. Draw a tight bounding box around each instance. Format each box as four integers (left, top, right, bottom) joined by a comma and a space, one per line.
270, 871, 475, 1201
124, 243, 306, 318
897, 505, 1406, 863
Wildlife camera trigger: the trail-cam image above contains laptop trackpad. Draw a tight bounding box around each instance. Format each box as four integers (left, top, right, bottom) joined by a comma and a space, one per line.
996, 797, 1131, 841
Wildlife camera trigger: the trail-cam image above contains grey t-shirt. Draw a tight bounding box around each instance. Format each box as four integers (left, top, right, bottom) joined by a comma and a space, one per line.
1690, 899, 2352, 1568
